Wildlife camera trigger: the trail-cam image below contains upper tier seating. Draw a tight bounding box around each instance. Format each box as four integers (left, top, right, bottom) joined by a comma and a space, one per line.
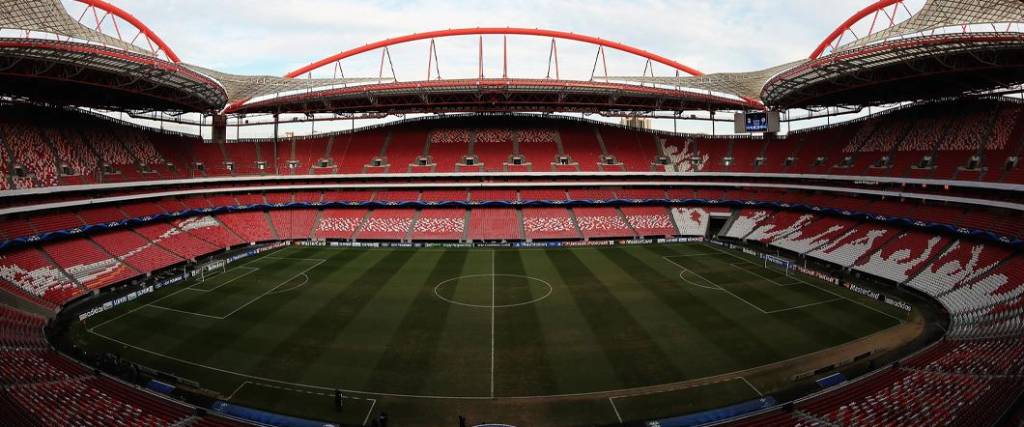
1, 100, 1023, 189
427, 129, 470, 172
474, 128, 515, 171
516, 128, 559, 171
2, 122, 59, 188
601, 127, 657, 171
383, 128, 429, 173
558, 126, 601, 171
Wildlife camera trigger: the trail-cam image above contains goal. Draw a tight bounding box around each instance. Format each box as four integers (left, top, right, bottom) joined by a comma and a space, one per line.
764, 254, 795, 276
196, 259, 227, 282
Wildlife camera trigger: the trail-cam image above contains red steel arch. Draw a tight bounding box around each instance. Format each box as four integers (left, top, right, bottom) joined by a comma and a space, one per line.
285, 27, 704, 78
72, 0, 181, 63
810, 0, 906, 60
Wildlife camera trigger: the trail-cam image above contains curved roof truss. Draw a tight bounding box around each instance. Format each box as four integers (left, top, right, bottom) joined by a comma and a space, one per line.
0, 0, 179, 62
285, 27, 705, 79
812, 0, 1024, 59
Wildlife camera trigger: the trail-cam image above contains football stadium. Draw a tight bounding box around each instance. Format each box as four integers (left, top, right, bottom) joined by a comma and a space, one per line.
0, 0, 1023, 426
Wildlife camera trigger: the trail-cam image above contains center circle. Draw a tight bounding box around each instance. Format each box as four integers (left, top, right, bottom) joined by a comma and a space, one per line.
434, 274, 553, 308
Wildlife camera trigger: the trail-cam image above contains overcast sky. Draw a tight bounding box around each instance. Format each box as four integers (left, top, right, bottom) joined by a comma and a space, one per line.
63, 0, 909, 137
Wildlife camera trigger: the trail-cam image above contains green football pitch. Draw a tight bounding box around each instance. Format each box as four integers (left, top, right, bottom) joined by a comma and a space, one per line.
72, 243, 912, 426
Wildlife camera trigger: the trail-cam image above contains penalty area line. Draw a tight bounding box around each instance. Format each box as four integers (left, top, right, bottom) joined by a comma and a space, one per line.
609, 397, 623, 423
704, 244, 905, 323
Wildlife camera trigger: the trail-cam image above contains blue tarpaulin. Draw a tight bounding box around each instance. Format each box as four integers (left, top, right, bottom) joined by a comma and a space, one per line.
211, 401, 336, 427
645, 396, 777, 427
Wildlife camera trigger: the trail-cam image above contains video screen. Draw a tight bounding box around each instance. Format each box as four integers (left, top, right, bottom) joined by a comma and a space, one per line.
745, 112, 768, 132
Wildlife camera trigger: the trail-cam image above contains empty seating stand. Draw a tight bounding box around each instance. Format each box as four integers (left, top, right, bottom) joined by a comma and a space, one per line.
467, 208, 521, 241
523, 207, 579, 241
573, 207, 635, 240
411, 209, 465, 241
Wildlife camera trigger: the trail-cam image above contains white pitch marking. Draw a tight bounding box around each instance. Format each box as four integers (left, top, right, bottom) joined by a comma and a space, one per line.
490, 249, 496, 398
218, 259, 325, 319
267, 273, 310, 295
186, 267, 259, 292
662, 256, 770, 314
363, 398, 377, 426
765, 298, 844, 313
729, 263, 802, 287
740, 376, 763, 397
704, 244, 905, 322
147, 304, 224, 319
609, 397, 623, 423
91, 258, 325, 326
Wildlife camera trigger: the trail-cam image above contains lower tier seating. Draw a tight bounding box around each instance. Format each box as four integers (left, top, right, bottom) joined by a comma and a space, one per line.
357, 209, 414, 240
573, 207, 635, 239
216, 212, 275, 243
467, 208, 521, 241
522, 207, 580, 240
411, 209, 465, 241
314, 209, 366, 240
670, 207, 710, 236
0, 305, 245, 426
621, 206, 677, 237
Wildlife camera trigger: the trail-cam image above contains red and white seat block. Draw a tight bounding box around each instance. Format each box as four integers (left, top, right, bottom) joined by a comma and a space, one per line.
412, 209, 465, 241
315, 209, 366, 240
721, 209, 773, 239
853, 231, 951, 283
621, 207, 677, 237
0, 248, 83, 304
906, 241, 1010, 299
744, 211, 816, 243
42, 239, 136, 291
358, 210, 414, 240
806, 224, 895, 267
670, 207, 709, 236
574, 207, 635, 239
769, 217, 857, 255
173, 216, 244, 249
523, 207, 579, 240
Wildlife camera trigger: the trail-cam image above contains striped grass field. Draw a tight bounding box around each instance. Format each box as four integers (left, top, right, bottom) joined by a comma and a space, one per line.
72, 243, 908, 426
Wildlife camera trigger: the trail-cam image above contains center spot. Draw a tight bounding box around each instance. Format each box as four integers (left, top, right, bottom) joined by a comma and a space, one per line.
434, 274, 553, 308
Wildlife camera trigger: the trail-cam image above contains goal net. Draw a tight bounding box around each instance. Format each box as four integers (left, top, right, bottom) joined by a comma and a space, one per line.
197, 259, 227, 282
764, 254, 795, 276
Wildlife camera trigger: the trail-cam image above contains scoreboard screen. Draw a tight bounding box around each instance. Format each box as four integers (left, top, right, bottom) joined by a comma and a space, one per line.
745, 112, 769, 132
734, 111, 780, 133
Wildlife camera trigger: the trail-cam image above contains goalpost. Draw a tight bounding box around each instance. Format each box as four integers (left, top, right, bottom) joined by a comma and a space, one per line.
764, 254, 795, 277
197, 259, 227, 283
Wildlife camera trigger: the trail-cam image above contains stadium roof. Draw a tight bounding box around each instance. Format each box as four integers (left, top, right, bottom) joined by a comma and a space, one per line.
1, 0, 1023, 114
